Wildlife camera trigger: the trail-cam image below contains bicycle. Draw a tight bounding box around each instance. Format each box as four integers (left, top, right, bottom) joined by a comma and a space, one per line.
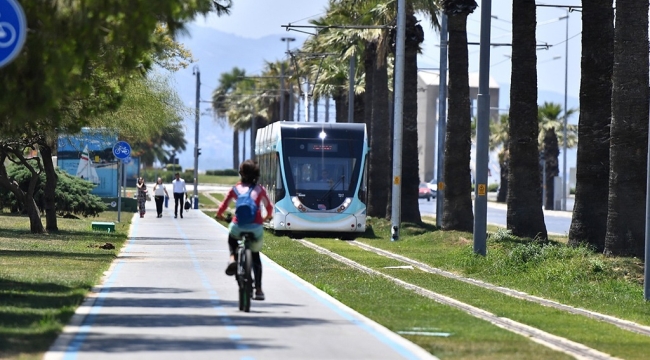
236, 231, 255, 312
222, 213, 255, 313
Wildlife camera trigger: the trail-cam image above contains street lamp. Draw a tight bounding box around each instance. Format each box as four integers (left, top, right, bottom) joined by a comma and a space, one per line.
192, 65, 200, 209
560, 11, 569, 211
281, 37, 295, 122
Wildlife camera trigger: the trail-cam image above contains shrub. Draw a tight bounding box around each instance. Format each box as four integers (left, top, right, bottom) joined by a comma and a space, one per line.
165, 164, 182, 172
0, 165, 105, 217
206, 169, 239, 176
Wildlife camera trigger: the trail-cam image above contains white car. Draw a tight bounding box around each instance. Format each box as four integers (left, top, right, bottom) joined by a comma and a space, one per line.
426, 179, 438, 193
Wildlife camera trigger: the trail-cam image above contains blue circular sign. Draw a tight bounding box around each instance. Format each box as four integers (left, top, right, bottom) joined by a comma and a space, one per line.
112, 141, 131, 159
0, 0, 27, 68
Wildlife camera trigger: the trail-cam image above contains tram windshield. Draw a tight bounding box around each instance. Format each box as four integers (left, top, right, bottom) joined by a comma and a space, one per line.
281, 131, 364, 210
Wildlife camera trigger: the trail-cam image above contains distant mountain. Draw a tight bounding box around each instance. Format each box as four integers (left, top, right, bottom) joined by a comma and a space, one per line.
171, 24, 308, 171
171, 25, 581, 174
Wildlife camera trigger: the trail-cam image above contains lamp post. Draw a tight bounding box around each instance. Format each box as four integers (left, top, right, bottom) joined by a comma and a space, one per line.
560, 11, 569, 211
281, 37, 295, 122
192, 65, 200, 209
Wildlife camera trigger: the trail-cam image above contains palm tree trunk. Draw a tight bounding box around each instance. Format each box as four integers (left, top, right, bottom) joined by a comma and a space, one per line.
568, 0, 613, 251
232, 129, 239, 169
441, 12, 473, 231
543, 128, 559, 210
604, 0, 648, 258
507, 0, 547, 240
399, 9, 423, 224
366, 39, 391, 218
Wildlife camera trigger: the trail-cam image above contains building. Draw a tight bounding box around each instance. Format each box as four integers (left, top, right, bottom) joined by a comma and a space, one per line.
417, 70, 500, 183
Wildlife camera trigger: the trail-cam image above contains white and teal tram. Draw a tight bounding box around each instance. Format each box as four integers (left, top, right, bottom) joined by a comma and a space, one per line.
255, 122, 368, 236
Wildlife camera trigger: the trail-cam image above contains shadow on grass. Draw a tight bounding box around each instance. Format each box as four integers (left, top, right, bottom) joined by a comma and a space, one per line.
0, 249, 116, 260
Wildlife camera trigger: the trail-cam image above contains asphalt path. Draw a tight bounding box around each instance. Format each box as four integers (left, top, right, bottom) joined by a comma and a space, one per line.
44, 199, 436, 360
419, 196, 574, 235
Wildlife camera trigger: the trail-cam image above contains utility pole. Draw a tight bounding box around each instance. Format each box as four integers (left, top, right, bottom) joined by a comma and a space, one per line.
473, 0, 493, 255
192, 66, 200, 209
436, 14, 448, 228
390, 0, 406, 241
348, 51, 356, 123
281, 37, 295, 122
562, 10, 569, 211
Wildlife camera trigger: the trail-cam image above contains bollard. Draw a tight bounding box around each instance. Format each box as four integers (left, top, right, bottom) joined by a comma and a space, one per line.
194, 195, 199, 209
164, 195, 169, 208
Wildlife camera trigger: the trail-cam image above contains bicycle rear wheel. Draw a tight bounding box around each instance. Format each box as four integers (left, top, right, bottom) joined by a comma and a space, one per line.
242, 248, 253, 312
237, 247, 246, 311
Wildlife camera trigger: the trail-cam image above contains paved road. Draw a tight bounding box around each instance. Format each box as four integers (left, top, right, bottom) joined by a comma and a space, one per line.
419, 196, 573, 235
44, 200, 436, 360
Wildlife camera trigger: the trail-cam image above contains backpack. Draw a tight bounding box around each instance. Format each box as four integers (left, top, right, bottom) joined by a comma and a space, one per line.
233, 185, 258, 225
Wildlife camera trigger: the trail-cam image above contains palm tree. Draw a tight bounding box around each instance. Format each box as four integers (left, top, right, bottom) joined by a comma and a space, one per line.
568, 0, 614, 252
489, 114, 509, 203
507, 0, 547, 241
212, 67, 246, 169
440, 0, 477, 232
604, 1, 648, 258
537, 102, 577, 210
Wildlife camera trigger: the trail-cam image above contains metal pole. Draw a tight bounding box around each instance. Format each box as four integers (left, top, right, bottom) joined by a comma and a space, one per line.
252, 84, 257, 160
390, 0, 406, 241
325, 96, 330, 122
562, 11, 569, 211
436, 13, 448, 228
193, 66, 200, 209
473, 0, 493, 256
282, 37, 295, 122
117, 160, 122, 222
305, 79, 310, 122
280, 62, 285, 121
348, 51, 356, 123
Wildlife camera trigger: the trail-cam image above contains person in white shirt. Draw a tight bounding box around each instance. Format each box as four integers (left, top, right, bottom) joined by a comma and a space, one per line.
153, 177, 170, 218
172, 172, 187, 218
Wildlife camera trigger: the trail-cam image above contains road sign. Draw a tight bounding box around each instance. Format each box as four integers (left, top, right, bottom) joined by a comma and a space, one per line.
122, 156, 132, 164
0, 0, 27, 68
112, 141, 131, 159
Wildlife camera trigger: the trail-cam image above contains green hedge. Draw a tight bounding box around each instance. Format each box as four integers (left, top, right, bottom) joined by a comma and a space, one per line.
206, 169, 238, 176
141, 169, 194, 183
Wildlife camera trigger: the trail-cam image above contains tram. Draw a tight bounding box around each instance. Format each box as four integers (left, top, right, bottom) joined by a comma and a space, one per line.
255, 122, 368, 236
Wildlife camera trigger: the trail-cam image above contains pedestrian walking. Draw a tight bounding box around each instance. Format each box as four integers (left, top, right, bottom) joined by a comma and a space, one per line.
172, 172, 187, 219
136, 177, 148, 218
153, 177, 169, 218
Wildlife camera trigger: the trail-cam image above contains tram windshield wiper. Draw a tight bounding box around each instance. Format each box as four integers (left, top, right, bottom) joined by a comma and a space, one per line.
318, 175, 345, 202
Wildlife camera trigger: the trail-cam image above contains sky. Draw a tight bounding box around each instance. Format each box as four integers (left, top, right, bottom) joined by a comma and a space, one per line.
195, 0, 584, 104
180, 0, 583, 179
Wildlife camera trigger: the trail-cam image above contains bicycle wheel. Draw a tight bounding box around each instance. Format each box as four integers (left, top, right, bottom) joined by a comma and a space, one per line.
237, 247, 246, 311
242, 248, 253, 312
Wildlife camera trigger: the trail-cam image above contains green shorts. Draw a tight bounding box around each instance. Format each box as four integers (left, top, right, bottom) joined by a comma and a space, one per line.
228, 222, 264, 252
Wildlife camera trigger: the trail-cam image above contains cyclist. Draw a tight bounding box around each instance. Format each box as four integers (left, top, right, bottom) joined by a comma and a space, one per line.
216, 159, 273, 300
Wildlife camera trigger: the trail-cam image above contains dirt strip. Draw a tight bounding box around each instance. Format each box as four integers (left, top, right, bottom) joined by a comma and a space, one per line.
296, 239, 621, 360
350, 240, 650, 338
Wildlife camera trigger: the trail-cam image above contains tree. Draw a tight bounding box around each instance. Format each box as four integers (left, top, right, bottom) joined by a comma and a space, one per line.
440, 0, 477, 232
507, 0, 547, 241
489, 114, 509, 203
537, 102, 577, 210
212, 67, 247, 169
568, 0, 614, 252
604, 0, 648, 259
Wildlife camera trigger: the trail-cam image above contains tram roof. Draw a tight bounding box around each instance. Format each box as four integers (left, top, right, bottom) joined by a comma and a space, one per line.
276, 121, 366, 131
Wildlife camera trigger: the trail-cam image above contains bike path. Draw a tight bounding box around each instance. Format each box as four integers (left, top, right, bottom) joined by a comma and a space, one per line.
44, 200, 436, 360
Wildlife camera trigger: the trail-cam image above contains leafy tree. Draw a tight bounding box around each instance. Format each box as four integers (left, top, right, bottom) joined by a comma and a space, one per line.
604, 0, 648, 259
489, 114, 509, 203
507, 0, 547, 241
568, 0, 614, 253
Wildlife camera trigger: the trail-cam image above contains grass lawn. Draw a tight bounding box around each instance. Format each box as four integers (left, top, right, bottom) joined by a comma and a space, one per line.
0, 212, 130, 360
198, 174, 239, 185
209, 215, 650, 359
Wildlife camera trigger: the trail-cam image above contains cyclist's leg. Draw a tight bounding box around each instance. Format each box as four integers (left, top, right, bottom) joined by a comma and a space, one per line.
225, 222, 241, 276
252, 251, 262, 290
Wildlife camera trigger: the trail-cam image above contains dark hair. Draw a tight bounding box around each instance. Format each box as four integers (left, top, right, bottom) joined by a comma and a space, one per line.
239, 159, 259, 184
174, 172, 180, 176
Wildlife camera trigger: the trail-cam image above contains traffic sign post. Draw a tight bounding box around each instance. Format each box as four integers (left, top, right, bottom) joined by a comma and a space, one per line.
113, 141, 131, 222
0, 0, 27, 68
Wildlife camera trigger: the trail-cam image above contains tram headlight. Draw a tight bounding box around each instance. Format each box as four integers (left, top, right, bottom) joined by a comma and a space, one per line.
336, 197, 353, 213
291, 196, 307, 212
